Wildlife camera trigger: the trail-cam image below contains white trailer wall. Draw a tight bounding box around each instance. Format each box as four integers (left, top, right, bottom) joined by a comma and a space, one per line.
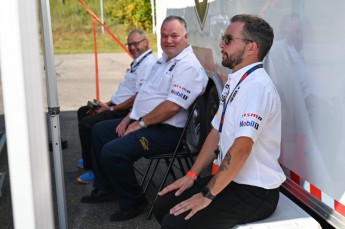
156, 0, 345, 227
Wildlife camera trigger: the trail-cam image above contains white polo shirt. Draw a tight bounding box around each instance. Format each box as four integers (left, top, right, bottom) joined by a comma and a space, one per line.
130, 45, 208, 127
111, 49, 156, 105
211, 62, 286, 189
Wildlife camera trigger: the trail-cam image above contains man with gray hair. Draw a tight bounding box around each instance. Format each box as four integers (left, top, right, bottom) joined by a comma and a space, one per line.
76, 29, 156, 184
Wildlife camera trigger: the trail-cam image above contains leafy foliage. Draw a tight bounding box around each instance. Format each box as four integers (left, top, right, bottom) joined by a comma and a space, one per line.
48, 0, 155, 54
105, 0, 153, 31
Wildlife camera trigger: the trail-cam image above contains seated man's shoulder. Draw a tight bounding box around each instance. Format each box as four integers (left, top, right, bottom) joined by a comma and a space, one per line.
179, 54, 203, 68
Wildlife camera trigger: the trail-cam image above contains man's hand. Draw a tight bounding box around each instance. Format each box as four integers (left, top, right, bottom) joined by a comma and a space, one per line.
116, 116, 130, 137
86, 108, 97, 115
158, 175, 194, 197
94, 100, 108, 113
169, 192, 212, 220
124, 121, 142, 136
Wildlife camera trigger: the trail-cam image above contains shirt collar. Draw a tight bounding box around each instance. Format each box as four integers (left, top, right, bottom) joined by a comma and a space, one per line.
133, 49, 152, 64
228, 62, 262, 83
162, 45, 192, 63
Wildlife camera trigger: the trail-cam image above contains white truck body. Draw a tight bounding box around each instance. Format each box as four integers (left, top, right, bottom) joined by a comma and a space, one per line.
155, 0, 345, 228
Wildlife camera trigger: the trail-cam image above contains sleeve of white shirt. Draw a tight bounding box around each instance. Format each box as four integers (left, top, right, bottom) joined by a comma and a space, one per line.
167, 63, 207, 109
234, 82, 274, 142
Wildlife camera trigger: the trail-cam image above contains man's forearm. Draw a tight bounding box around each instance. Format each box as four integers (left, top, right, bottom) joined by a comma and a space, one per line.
141, 100, 181, 126
112, 95, 136, 111
207, 137, 253, 196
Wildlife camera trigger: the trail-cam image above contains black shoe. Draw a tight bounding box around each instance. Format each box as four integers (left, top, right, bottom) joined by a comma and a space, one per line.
110, 198, 148, 221
81, 189, 116, 203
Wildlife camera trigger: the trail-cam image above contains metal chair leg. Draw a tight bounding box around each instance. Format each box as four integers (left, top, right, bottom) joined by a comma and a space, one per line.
177, 157, 186, 175
142, 159, 160, 194
165, 158, 177, 180
140, 159, 154, 187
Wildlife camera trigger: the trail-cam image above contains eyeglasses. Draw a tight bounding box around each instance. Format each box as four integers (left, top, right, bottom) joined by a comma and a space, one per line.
125, 38, 146, 47
221, 34, 253, 45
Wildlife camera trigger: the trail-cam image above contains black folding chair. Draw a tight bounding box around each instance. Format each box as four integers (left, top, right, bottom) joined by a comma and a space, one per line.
139, 101, 198, 219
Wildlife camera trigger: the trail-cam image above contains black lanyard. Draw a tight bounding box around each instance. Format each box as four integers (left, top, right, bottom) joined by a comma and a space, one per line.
218, 64, 263, 133
130, 50, 153, 73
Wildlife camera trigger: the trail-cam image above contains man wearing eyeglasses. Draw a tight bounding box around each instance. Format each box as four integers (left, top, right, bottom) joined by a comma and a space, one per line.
76, 29, 156, 184
80, 15, 208, 222
154, 14, 286, 229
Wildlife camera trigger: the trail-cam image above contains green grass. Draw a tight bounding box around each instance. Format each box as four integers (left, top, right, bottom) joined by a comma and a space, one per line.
50, 0, 157, 54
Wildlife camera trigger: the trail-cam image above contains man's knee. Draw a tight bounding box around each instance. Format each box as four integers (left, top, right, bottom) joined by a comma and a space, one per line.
160, 217, 176, 229
153, 193, 181, 225
153, 196, 166, 224
78, 117, 91, 131
101, 142, 130, 164
160, 213, 191, 229
92, 121, 105, 138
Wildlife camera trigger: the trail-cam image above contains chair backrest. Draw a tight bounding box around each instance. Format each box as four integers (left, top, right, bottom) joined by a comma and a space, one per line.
173, 100, 197, 154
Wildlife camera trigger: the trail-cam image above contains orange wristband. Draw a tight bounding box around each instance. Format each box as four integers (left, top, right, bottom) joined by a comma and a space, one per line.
186, 171, 198, 180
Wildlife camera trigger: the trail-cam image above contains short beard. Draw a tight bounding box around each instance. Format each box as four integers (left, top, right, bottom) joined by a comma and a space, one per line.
221, 49, 245, 69
130, 47, 141, 57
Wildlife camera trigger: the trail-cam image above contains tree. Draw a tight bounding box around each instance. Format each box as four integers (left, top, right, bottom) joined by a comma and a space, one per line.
105, 0, 152, 31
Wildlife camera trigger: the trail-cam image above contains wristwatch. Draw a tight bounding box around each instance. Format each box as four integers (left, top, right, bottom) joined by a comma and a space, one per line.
201, 186, 215, 200
138, 117, 147, 128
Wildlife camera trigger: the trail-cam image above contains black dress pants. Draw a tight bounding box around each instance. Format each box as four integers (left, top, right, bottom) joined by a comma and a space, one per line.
77, 105, 128, 170
91, 118, 183, 209
154, 176, 280, 229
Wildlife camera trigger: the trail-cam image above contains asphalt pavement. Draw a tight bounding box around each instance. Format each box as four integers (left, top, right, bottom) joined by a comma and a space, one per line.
0, 53, 166, 229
